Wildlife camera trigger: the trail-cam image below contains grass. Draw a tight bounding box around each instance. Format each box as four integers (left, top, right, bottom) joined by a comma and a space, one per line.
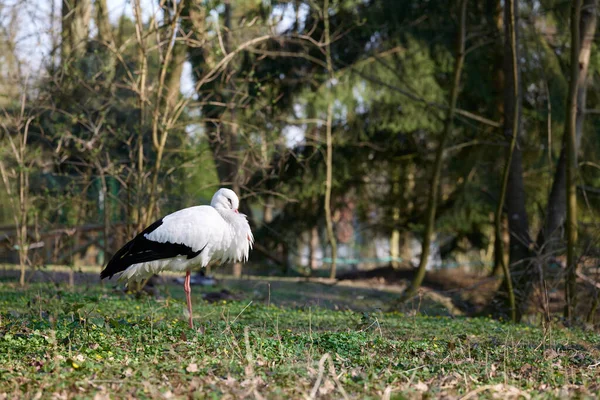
0, 279, 599, 399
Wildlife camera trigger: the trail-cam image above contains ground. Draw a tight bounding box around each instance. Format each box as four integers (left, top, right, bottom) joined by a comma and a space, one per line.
0, 268, 599, 399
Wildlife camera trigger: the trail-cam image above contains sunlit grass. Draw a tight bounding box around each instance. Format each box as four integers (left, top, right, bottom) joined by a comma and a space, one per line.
0, 282, 598, 398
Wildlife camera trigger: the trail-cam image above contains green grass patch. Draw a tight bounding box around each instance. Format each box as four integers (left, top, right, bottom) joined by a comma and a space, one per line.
0, 282, 599, 399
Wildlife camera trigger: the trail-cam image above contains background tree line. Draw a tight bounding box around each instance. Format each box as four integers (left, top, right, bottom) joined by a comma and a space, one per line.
1, 0, 599, 324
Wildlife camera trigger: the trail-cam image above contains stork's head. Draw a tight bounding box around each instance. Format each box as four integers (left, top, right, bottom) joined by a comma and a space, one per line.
211, 188, 240, 213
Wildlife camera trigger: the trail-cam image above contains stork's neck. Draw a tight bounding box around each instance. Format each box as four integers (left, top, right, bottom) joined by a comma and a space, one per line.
216, 208, 247, 234
216, 208, 252, 262
215, 208, 237, 222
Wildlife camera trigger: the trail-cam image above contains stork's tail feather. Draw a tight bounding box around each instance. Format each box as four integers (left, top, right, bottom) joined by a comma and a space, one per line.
100, 240, 134, 279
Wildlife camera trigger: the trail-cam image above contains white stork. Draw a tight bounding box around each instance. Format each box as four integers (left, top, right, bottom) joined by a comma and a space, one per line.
100, 188, 253, 328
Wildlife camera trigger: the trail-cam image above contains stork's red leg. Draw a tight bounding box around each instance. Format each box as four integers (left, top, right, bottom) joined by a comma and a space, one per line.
184, 271, 193, 329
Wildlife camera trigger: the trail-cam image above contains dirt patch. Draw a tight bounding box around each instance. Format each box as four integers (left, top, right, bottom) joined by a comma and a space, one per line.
337, 265, 501, 313
0, 264, 500, 316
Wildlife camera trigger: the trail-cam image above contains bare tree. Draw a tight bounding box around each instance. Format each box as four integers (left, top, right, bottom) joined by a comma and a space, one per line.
323, 0, 337, 280
488, 0, 534, 322
401, 0, 468, 300
492, 0, 522, 322
489, 0, 507, 278
131, 0, 150, 233
540, 0, 597, 253
145, 0, 187, 224
565, 0, 583, 322
0, 97, 36, 286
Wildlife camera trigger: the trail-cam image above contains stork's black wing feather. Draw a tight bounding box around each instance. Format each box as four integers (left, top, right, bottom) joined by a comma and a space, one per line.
100, 218, 205, 279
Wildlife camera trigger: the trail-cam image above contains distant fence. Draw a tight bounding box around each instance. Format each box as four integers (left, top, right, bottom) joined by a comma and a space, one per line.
321, 256, 404, 265
0, 223, 129, 266
321, 256, 494, 270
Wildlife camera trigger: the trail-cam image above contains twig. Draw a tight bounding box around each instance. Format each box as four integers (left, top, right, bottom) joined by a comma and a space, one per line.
229, 300, 253, 326
307, 353, 349, 400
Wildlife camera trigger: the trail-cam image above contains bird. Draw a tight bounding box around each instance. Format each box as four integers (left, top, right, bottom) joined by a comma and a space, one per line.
100, 188, 253, 328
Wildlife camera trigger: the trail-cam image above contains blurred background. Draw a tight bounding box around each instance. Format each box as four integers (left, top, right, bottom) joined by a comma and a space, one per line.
0, 0, 599, 323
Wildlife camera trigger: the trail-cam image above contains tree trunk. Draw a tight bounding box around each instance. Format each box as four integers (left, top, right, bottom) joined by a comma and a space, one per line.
132, 0, 148, 232
401, 0, 468, 301
61, 0, 91, 64
94, 0, 112, 45
539, 0, 596, 253
565, 0, 583, 323
18, 204, 27, 286
281, 242, 290, 275
232, 262, 243, 278
263, 196, 274, 224
94, 0, 116, 83
18, 137, 28, 286
309, 226, 319, 271
323, 0, 338, 280
165, 42, 187, 110
390, 168, 401, 268
488, 0, 534, 322
225, 0, 242, 278
98, 166, 110, 265
70, 232, 78, 287
400, 164, 416, 263
324, 101, 337, 280
489, 0, 506, 278
390, 226, 400, 268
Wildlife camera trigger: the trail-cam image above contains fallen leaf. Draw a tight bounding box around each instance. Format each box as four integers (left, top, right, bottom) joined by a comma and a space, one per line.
318, 379, 335, 395
186, 363, 198, 373
544, 349, 559, 360
414, 381, 428, 392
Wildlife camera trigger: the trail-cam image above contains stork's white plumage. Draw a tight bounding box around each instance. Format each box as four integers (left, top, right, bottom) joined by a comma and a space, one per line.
100, 188, 253, 328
